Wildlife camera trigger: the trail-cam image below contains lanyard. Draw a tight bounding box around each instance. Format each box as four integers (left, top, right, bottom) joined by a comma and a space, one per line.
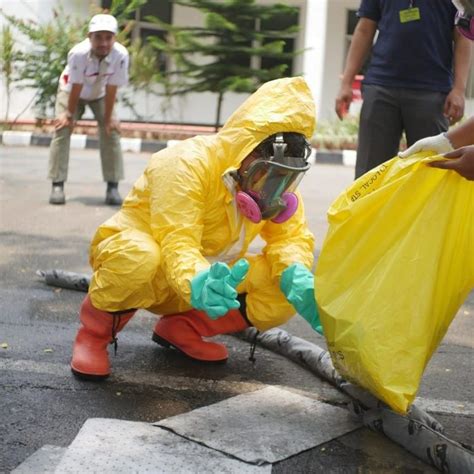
409, 0, 415, 7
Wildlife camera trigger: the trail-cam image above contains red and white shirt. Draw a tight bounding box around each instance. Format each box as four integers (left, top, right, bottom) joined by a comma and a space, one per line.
59, 38, 129, 101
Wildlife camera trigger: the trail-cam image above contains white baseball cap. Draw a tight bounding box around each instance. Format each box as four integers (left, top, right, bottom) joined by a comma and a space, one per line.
88, 14, 118, 34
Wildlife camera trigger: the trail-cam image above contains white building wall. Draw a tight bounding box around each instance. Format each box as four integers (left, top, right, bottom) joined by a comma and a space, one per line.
317, 0, 360, 121
0, 0, 90, 121
302, 0, 328, 123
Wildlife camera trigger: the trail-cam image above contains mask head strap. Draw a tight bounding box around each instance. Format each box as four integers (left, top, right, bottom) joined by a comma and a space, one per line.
271, 133, 287, 163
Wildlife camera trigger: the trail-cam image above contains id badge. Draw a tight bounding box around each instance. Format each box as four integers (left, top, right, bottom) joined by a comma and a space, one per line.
399, 7, 421, 23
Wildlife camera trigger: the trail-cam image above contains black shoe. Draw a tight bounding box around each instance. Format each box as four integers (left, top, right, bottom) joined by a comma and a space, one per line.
49, 182, 65, 205
105, 182, 122, 206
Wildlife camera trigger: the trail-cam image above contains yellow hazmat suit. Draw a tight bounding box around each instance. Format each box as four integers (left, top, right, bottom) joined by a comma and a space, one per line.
88, 77, 316, 331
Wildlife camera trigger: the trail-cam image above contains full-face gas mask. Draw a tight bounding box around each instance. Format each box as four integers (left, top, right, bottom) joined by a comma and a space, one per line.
233, 133, 311, 224
453, 0, 474, 39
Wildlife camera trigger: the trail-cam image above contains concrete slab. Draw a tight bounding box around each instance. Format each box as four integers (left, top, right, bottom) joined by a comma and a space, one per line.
156, 386, 361, 465
54, 418, 271, 474
273, 427, 439, 473
12, 445, 66, 473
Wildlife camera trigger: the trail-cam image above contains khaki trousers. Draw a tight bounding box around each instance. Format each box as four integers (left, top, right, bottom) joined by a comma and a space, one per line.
48, 90, 124, 183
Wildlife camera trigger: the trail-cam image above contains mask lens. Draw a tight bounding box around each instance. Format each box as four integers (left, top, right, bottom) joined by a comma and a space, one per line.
237, 133, 311, 221
241, 160, 307, 218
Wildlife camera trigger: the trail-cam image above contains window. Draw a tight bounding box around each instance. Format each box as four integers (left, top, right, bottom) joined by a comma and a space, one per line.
261, 36, 295, 73
230, 18, 255, 69
226, 10, 299, 74
261, 9, 299, 74
101, 2, 297, 75
101, 0, 172, 24
101, 0, 172, 71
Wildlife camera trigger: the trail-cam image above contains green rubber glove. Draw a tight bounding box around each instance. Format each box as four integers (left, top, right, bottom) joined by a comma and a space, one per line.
280, 263, 323, 335
191, 258, 249, 319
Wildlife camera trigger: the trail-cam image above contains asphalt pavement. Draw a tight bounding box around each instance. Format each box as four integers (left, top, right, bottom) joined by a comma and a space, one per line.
0, 145, 472, 472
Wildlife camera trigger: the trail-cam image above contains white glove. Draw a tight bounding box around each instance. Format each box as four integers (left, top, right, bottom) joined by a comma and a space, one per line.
398, 133, 454, 158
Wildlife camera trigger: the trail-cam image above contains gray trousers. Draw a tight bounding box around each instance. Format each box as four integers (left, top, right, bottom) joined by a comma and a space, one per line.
48, 90, 124, 183
356, 85, 449, 178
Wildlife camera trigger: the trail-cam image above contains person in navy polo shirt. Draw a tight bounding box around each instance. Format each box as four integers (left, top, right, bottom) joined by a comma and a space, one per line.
335, 0, 472, 179
398, 0, 474, 181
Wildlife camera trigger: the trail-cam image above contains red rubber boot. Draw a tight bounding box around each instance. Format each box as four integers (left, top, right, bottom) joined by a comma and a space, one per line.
152, 309, 249, 362
71, 295, 135, 380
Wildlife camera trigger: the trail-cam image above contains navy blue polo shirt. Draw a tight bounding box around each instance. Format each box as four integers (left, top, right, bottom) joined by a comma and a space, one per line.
358, 0, 457, 92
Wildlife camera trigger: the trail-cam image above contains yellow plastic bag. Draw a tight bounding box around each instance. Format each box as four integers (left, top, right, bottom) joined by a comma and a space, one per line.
315, 152, 474, 413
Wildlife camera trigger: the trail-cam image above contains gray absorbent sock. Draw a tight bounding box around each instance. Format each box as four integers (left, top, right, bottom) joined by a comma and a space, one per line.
240, 327, 474, 474
37, 269, 91, 292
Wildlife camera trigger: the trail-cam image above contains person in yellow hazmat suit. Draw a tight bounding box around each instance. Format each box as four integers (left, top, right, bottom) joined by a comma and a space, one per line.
71, 77, 323, 380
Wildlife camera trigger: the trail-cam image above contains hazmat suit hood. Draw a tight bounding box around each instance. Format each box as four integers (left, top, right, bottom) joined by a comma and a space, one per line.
215, 76, 316, 175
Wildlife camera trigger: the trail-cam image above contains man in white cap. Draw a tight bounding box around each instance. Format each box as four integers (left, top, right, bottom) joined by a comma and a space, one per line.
48, 14, 129, 205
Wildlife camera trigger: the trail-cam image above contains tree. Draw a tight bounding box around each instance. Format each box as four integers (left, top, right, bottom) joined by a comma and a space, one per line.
0, 25, 15, 124
0, 0, 147, 119
148, 0, 302, 130
0, 10, 84, 119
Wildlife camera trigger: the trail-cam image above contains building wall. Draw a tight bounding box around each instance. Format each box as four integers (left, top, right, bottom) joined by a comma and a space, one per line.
318, 0, 360, 120
0, 0, 91, 121
0, 0, 309, 125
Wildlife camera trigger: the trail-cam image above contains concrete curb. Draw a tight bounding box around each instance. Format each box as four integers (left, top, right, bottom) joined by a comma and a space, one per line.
0, 131, 355, 166
0, 131, 168, 154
